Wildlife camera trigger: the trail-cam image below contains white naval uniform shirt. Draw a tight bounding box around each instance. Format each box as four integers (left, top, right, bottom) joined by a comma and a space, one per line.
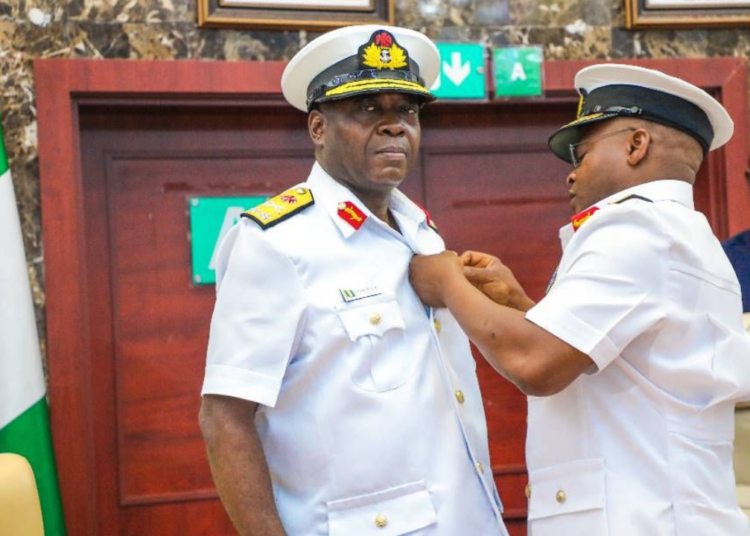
202, 163, 508, 536
525, 180, 750, 536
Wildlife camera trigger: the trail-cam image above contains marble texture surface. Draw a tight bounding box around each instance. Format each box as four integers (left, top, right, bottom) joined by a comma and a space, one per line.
3, 0, 750, 366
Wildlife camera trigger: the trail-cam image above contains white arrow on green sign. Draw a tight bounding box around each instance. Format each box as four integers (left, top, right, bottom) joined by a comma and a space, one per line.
431, 43, 486, 100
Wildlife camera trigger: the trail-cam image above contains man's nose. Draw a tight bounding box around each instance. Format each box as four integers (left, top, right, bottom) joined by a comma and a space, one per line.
377, 111, 405, 136
566, 170, 576, 186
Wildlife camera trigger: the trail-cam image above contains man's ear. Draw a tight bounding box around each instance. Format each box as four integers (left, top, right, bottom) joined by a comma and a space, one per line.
627, 128, 651, 166
308, 109, 326, 149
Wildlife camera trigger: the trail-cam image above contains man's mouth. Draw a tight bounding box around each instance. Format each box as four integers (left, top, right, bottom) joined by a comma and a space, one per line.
376, 146, 407, 156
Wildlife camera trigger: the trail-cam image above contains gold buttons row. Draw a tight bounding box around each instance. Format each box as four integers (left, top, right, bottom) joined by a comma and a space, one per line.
369, 312, 381, 325
524, 484, 566, 504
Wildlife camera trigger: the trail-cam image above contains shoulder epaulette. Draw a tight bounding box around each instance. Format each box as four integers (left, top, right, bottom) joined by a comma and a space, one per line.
613, 194, 653, 205
241, 187, 314, 230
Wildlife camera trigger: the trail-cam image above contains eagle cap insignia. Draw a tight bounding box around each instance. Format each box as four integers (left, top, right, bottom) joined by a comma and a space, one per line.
359, 30, 409, 71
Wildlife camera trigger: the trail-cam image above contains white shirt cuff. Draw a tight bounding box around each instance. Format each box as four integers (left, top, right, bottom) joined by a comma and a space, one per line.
525, 299, 621, 372
201, 364, 283, 407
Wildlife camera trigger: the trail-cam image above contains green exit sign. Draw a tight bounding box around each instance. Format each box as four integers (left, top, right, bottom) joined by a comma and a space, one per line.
493, 46, 543, 98
189, 196, 266, 284
431, 43, 486, 100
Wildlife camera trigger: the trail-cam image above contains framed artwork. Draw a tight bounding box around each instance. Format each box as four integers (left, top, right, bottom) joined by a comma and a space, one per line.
626, 0, 750, 28
198, 0, 393, 30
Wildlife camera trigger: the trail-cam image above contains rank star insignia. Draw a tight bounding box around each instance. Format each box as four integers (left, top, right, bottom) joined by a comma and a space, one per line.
280, 195, 297, 204
359, 30, 409, 71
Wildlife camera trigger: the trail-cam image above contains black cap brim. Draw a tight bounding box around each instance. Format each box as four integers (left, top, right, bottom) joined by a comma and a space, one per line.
548, 112, 620, 163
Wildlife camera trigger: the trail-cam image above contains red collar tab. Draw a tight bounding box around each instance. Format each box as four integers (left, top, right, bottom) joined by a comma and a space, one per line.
337, 201, 367, 230
571, 206, 599, 232
415, 202, 439, 232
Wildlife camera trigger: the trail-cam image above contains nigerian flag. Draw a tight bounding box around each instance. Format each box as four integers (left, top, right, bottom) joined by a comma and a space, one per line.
0, 119, 66, 534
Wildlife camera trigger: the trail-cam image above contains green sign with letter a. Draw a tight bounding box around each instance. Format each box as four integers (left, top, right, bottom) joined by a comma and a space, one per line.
493, 46, 543, 98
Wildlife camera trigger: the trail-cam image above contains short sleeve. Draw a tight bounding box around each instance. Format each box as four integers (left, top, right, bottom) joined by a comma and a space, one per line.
525, 207, 668, 372
201, 220, 307, 407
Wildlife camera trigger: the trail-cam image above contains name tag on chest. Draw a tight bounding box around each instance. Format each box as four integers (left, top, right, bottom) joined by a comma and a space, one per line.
339, 285, 382, 303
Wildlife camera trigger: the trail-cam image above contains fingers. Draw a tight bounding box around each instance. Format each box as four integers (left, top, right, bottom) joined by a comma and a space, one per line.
461, 250, 489, 267
463, 265, 496, 284
461, 250, 503, 269
460, 250, 476, 265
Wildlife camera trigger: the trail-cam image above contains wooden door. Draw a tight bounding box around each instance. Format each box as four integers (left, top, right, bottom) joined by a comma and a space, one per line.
79, 104, 316, 535
36, 58, 750, 536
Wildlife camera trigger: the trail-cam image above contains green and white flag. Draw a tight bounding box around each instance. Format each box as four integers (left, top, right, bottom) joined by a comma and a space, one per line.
0, 119, 66, 534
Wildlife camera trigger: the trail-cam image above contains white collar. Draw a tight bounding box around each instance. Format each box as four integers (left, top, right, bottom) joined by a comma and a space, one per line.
306, 162, 428, 239
559, 179, 695, 250
594, 179, 694, 210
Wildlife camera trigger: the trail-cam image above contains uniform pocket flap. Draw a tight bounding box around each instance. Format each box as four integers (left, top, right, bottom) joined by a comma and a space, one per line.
336, 300, 405, 341
327, 480, 437, 536
528, 458, 605, 521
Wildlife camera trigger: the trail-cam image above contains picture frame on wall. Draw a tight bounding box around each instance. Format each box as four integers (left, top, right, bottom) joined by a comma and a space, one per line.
198, 0, 393, 30
626, 0, 750, 28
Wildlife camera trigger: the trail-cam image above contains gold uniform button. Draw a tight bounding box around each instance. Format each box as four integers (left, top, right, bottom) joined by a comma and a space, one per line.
525, 484, 532, 499
556, 490, 566, 503
337, 202, 347, 210
370, 312, 381, 325
375, 514, 388, 528
455, 390, 465, 404
296, 188, 307, 195
476, 462, 484, 474
434, 319, 442, 333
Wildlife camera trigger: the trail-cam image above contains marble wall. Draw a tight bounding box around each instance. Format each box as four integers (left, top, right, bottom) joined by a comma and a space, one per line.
3, 0, 749, 362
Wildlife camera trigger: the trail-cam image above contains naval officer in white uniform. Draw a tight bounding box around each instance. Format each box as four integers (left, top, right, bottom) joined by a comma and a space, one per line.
410, 64, 750, 536
199, 25, 509, 536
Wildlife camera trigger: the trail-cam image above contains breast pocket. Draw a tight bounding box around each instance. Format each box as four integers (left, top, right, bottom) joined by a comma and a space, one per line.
336, 298, 410, 392
528, 458, 609, 536
326, 481, 437, 536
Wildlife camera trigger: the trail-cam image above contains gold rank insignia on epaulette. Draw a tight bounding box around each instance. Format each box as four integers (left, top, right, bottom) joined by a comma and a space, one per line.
241, 187, 314, 230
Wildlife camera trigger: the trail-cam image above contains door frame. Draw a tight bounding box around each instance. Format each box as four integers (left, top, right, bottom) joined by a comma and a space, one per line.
35, 56, 749, 535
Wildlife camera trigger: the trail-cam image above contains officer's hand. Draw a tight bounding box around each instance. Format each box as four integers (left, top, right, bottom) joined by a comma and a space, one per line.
461, 251, 536, 313
409, 251, 464, 308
